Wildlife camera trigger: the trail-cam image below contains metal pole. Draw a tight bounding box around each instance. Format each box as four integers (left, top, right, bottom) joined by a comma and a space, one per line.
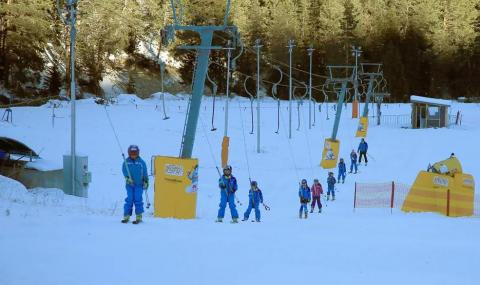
180, 31, 214, 158
307, 45, 314, 129
362, 75, 375, 117
331, 81, 348, 140
254, 39, 262, 153
160, 61, 169, 119
287, 39, 295, 139
68, 1, 77, 196
224, 41, 233, 137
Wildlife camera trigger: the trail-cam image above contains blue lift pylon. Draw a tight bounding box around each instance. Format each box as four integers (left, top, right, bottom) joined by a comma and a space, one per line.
165, 0, 239, 159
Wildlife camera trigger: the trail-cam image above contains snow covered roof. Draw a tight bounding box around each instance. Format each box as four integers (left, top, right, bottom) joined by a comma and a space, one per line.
410, 95, 451, 107
0, 137, 39, 157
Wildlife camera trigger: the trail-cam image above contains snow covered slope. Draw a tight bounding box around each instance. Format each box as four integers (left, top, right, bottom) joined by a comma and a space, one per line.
1, 96, 479, 285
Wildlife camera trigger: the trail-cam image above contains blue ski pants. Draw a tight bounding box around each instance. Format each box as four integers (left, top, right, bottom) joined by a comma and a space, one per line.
327, 187, 335, 197
299, 203, 308, 213
244, 200, 261, 220
350, 161, 358, 173
124, 184, 144, 216
217, 190, 239, 219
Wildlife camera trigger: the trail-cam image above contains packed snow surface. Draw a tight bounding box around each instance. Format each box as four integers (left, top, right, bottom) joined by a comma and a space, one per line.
1, 94, 479, 285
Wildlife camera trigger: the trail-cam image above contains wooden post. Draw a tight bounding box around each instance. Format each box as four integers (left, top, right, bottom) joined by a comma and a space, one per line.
390, 181, 395, 214
354, 182, 357, 212
446, 189, 451, 217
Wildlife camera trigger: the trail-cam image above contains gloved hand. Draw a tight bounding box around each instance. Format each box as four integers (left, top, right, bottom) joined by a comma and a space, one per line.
125, 177, 134, 185
143, 181, 149, 190
219, 182, 226, 189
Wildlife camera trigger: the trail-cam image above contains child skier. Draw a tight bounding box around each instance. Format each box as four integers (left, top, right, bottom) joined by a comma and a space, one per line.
242, 181, 263, 222
216, 165, 240, 223
327, 172, 336, 201
338, 158, 346, 183
310, 179, 323, 213
298, 179, 311, 219
358, 138, 369, 165
121, 145, 149, 224
349, 149, 358, 174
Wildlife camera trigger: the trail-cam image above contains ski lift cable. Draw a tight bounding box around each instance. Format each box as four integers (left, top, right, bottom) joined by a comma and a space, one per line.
206, 64, 218, 131
237, 100, 252, 182
243, 76, 255, 134
213, 33, 329, 79
278, 106, 301, 182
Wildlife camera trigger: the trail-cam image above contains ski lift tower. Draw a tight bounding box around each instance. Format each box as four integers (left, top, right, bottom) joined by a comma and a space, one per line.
165, 0, 238, 159
320, 65, 355, 169
355, 63, 383, 137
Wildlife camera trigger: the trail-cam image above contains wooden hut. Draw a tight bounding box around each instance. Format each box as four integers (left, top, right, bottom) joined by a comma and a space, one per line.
410, 95, 451, 129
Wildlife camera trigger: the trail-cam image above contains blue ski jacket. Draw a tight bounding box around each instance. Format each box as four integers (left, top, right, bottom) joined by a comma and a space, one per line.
350, 152, 358, 162
358, 141, 368, 152
298, 186, 311, 201
122, 157, 148, 186
338, 161, 347, 174
248, 188, 264, 204
327, 176, 336, 189
219, 175, 238, 194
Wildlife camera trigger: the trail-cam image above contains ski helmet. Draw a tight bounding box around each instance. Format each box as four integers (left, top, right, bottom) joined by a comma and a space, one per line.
301, 179, 307, 185
314, 178, 319, 183
128, 145, 139, 153
250, 181, 257, 187
223, 165, 232, 172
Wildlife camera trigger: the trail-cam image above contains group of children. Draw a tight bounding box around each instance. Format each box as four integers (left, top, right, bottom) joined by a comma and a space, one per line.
336, 138, 369, 184
298, 173, 338, 219
120, 138, 370, 224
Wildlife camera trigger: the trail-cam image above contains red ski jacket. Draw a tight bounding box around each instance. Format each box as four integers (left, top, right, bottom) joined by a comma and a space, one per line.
311, 183, 323, 197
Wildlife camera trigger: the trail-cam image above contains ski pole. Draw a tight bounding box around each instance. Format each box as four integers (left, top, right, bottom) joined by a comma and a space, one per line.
263, 203, 271, 211
367, 153, 376, 161
144, 189, 151, 209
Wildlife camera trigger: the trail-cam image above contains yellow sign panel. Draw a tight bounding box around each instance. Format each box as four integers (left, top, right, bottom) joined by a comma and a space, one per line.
320, 138, 340, 169
154, 156, 198, 219
356, 116, 368, 138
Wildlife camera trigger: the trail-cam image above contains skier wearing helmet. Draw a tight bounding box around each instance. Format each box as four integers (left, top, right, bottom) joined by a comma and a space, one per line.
298, 179, 311, 219
242, 181, 264, 222
121, 145, 148, 224
216, 165, 239, 223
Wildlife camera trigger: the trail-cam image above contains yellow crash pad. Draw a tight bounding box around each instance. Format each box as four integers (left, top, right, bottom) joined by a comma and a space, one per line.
154, 156, 198, 219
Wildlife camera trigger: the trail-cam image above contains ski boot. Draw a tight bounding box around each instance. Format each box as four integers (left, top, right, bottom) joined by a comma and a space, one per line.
332, 196, 336, 201
132, 214, 142, 224
304, 211, 308, 219
299, 212, 302, 219
310, 209, 314, 213
121, 215, 130, 223
327, 195, 330, 201
342, 180, 345, 184
242, 218, 249, 222
319, 208, 322, 213
215, 218, 223, 223
255, 219, 261, 222
231, 218, 239, 224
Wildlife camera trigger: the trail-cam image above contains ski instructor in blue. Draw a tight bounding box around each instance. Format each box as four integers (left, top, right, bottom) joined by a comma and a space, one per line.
216, 165, 239, 223
121, 145, 148, 224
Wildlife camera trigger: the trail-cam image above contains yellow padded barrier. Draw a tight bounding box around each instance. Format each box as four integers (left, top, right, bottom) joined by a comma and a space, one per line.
221, 136, 229, 168
402, 170, 474, 217
154, 156, 198, 219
